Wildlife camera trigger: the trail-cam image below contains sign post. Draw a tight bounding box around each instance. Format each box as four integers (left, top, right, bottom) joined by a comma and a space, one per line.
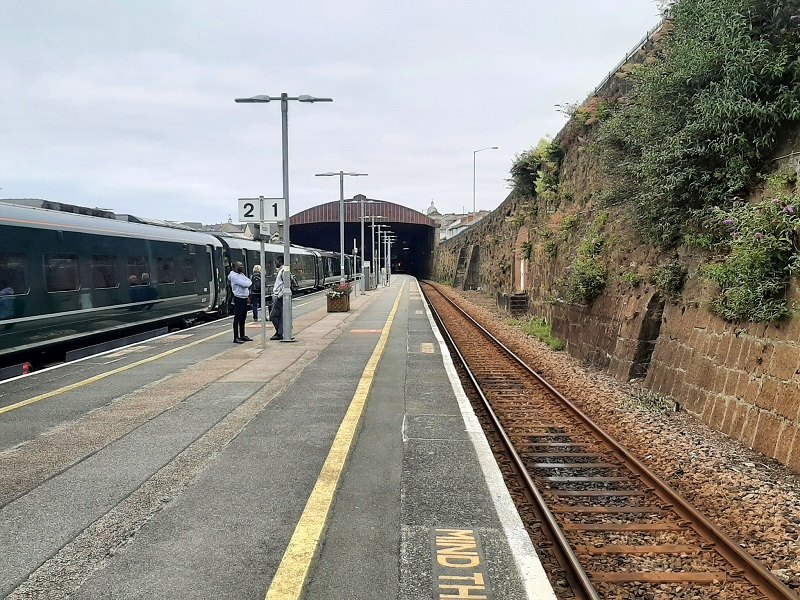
239, 196, 285, 348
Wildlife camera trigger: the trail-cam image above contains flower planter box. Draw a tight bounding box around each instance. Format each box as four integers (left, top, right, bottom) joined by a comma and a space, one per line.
326, 294, 350, 312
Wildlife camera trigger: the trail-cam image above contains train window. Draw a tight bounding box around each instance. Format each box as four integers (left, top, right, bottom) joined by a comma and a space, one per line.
156, 257, 176, 284
44, 254, 80, 292
91, 255, 119, 289
181, 258, 196, 283
0, 252, 27, 295
127, 256, 150, 286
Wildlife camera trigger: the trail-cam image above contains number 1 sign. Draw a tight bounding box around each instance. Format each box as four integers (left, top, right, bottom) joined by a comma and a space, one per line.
237, 197, 285, 223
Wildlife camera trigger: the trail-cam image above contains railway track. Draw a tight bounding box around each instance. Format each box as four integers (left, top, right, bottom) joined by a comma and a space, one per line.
420, 281, 795, 600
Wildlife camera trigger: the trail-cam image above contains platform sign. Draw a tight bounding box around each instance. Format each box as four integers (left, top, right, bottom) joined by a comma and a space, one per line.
238, 197, 285, 223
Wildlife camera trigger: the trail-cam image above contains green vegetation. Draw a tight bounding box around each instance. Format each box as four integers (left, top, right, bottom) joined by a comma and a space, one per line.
560, 214, 578, 231
510, 138, 561, 201
620, 271, 644, 287
510, 213, 526, 227
700, 196, 799, 322
562, 213, 608, 304
520, 241, 533, 260
506, 317, 565, 350
595, 0, 800, 246
651, 260, 687, 301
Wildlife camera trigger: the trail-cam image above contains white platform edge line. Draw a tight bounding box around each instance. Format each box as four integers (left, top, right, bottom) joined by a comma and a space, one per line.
416, 280, 558, 600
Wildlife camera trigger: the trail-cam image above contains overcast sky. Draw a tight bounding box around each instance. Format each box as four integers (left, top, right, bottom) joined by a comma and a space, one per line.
1, 1, 662, 225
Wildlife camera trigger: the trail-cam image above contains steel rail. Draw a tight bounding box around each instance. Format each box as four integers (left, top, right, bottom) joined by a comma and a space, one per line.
421, 282, 795, 600
421, 283, 600, 600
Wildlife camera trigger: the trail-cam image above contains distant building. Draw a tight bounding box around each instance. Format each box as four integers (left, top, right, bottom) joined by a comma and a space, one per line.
425, 201, 488, 242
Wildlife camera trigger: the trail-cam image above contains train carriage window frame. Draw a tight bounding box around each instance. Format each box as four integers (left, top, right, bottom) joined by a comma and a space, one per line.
156, 256, 176, 285
44, 254, 80, 292
127, 256, 150, 286
91, 255, 119, 289
0, 252, 29, 296
181, 257, 196, 283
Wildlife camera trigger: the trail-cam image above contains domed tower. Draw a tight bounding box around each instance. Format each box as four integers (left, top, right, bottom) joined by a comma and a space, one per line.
426, 200, 442, 223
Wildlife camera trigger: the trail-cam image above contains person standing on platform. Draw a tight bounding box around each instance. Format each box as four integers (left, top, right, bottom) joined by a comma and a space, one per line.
269, 256, 286, 340
250, 265, 262, 321
228, 262, 253, 344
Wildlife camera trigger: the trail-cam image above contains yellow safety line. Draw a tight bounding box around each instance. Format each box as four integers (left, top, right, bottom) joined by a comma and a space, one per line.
265, 282, 405, 600
0, 329, 230, 416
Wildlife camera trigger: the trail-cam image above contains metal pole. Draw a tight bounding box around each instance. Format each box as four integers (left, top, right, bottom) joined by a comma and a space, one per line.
359, 195, 365, 294
473, 150, 477, 214
370, 215, 376, 289
259, 196, 266, 349
376, 226, 382, 287
385, 235, 391, 285
339, 171, 345, 281
386, 238, 392, 285
472, 146, 498, 214
281, 93, 293, 342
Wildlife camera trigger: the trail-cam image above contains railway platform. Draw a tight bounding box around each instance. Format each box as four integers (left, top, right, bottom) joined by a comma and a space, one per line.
0, 275, 556, 600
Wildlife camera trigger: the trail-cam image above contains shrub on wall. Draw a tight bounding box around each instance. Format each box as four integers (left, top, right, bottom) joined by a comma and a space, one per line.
651, 260, 687, 300
701, 196, 800, 322
561, 213, 609, 304
510, 138, 561, 201
595, 0, 800, 246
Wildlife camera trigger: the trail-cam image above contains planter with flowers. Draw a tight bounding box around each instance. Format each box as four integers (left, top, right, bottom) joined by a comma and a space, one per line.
326, 281, 352, 312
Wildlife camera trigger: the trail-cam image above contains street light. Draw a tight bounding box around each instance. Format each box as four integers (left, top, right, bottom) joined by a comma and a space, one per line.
373, 224, 390, 287
362, 213, 387, 289
235, 93, 332, 342
315, 171, 367, 282
473, 146, 498, 213
384, 234, 397, 285
346, 195, 379, 294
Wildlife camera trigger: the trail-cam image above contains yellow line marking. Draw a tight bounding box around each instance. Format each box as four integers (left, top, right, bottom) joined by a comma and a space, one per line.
265, 282, 406, 600
0, 330, 230, 416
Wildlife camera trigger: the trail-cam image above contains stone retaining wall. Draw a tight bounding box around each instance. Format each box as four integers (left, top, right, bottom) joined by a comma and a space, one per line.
646, 304, 800, 471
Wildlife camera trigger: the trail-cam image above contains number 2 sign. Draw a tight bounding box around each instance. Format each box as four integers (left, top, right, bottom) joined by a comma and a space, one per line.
237, 197, 285, 223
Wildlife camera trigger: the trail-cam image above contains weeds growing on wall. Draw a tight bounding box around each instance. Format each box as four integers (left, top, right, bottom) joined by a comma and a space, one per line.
561, 212, 609, 304
651, 260, 687, 301
700, 196, 800, 322
510, 138, 561, 201
595, 0, 800, 246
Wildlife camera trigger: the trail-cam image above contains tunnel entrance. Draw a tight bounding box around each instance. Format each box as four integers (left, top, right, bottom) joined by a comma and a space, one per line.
290, 197, 436, 279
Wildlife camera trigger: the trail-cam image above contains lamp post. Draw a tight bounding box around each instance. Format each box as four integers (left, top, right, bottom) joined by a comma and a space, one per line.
235, 93, 332, 342
315, 171, 367, 281
384, 235, 397, 285
473, 146, 498, 213
373, 224, 389, 287
364, 214, 387, 289
347, 195, 379, 294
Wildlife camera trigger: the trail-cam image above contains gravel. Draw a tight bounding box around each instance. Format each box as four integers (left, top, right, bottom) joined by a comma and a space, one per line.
441, 287, 800, 597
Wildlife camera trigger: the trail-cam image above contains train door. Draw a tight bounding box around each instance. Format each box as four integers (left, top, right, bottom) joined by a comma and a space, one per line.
205, 245, 216, 310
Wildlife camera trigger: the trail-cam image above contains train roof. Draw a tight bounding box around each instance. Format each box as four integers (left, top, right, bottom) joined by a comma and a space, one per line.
212, 233, 315, 255
0, 202, 223, 247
